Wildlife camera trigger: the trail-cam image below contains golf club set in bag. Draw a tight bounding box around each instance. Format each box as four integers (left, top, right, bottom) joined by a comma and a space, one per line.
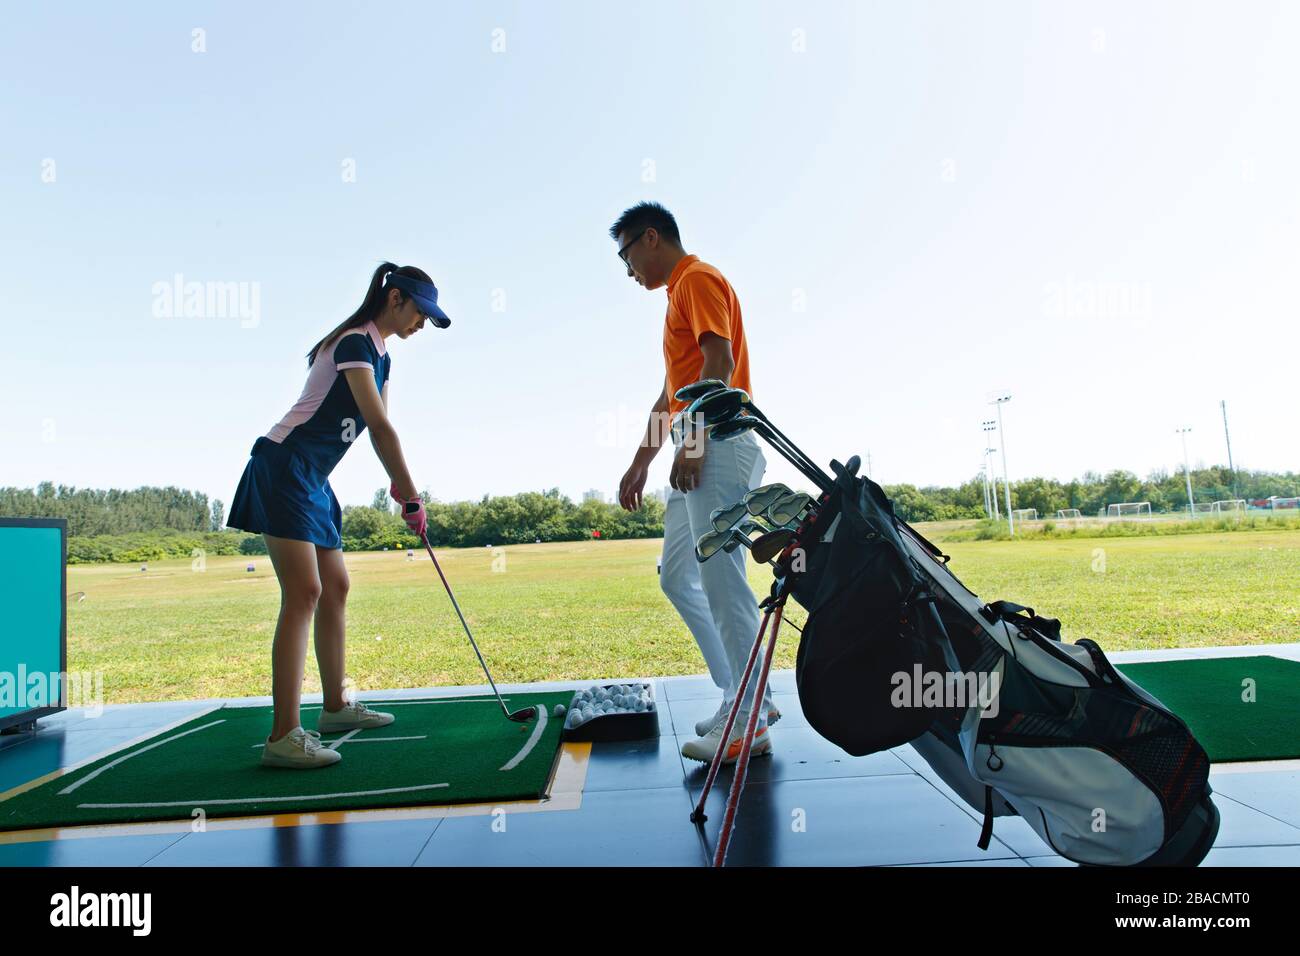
679, 379, 1221, 868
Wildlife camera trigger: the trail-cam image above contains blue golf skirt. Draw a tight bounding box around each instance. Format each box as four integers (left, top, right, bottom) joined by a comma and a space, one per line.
227, 437, 344, 549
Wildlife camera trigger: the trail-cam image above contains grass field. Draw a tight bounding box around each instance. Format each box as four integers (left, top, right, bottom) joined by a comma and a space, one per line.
65, 528, 1300, 705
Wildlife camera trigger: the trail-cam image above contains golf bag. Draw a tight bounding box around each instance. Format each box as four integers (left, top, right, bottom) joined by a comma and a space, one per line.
789, 460, 1220, 867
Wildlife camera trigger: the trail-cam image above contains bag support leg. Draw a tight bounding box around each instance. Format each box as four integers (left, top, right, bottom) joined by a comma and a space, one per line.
690, 603, 773, 825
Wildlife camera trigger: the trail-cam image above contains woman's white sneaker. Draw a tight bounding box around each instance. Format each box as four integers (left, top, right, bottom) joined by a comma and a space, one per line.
318, 699, 395, 733
261, 727, 341, 769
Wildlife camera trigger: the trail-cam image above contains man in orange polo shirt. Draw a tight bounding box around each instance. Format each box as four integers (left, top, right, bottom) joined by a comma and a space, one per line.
611, 201, 778, 763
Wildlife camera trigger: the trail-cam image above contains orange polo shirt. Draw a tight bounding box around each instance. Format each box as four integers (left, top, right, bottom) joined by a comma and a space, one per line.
663, 255, 752, 419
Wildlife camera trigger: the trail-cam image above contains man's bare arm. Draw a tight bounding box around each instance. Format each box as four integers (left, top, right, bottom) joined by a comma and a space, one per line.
697, 332, 735, 387
631, 379, 671, 470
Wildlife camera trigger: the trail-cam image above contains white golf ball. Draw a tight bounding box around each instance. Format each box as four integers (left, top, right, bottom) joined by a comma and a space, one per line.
634, 699, 645, 712
554, 704, 567, 718
567, 711, 584, 729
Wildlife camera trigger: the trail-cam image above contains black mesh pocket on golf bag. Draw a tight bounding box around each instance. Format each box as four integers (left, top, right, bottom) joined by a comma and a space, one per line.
796, 585, 959, 756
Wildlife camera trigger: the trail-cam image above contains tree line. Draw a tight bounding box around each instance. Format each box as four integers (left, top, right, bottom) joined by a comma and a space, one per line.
0, 483, 220, 537
883, 466, 1300, 523
4, 466, 1296, 562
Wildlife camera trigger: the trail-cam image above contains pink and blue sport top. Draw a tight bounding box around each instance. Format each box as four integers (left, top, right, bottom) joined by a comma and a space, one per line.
265, 320, 392, 474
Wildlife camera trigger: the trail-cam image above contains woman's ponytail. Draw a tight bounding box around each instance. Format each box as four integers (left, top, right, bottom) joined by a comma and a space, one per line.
306, 261, 399, 366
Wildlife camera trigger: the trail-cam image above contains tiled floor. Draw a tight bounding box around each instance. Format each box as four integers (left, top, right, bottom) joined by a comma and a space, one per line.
3, 651, 1299, 867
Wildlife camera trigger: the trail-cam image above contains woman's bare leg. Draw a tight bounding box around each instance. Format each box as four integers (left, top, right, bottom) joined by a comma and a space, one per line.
314, 545, 350, 713
264, 534, 322, 742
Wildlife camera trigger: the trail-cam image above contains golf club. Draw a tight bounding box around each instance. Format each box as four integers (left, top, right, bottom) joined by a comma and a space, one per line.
691, 388, 831, 487
707, 413, 832, 493
691, 389, 827, 480
420, 532, 537, 723
695, 527, 743, 561
768, 491, 816, 527
694, 519, 763, 562
750, 528, 798, 564
709, 501, 751, 533
710, 500, 788, 535
742, 482, 794, 517
710, 418, 823, 487
674, 378, 728, 403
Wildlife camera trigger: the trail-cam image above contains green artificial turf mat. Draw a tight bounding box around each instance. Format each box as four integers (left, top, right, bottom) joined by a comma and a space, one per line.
0, 692, 572, 831
1116, 656, 1300, 762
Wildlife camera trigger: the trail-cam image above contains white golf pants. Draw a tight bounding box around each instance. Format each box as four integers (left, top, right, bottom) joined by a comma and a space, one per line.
660, 430, 771, 718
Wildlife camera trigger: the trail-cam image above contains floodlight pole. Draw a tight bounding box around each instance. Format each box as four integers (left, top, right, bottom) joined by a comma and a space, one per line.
1221, 400, 1238, 500
982, 421, 999, 521
991, 397, 1014, 536
981, 461, 991, 518
1177, 427, 1194, 517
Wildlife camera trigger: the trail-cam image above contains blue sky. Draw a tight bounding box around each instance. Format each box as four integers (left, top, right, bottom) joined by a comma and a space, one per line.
3, 1, 1296, 509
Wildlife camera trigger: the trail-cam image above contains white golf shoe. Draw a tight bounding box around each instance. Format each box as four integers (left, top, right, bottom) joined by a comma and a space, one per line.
694, 698, 783, 736
317, 699, 395, 733
261, 727, 342, 769
681, 717, 772, 764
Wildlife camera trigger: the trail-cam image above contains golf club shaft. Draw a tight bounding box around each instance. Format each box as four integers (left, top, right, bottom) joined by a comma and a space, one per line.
751, 424, 833, 493
420, 533, 514, 719
746, 403, 833, 487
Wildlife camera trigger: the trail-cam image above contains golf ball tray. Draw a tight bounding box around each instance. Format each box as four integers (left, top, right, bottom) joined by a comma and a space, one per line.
560, 683, 658, 742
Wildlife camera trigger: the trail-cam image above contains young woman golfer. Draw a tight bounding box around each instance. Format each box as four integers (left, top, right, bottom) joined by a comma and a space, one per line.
227, 262, 449, 769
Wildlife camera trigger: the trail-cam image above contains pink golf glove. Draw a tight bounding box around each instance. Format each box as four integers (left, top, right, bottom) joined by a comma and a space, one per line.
390, 483, 427, 537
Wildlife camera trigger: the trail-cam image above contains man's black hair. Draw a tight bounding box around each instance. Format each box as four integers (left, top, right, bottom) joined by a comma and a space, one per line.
608, 201, 681, 245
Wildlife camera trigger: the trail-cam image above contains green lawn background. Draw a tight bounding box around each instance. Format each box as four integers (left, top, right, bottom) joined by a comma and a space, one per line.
65, 529, 1300, 704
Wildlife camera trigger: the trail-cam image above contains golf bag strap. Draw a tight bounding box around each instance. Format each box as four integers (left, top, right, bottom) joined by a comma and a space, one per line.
977, 787, 995, 850
903, 524, 951, 563
986, 600, 1034, 619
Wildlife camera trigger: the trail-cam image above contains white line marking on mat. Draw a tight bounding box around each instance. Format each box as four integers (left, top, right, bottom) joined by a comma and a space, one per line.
58, 720, 227, 796
77, 782, 450, 809
251, 735, 429, 749
295, 697, 515, 711
500, 704, 547, 772
327, 729, 361, 751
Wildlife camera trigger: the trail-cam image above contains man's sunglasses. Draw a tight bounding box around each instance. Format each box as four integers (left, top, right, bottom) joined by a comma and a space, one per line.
617, 229, 648, 265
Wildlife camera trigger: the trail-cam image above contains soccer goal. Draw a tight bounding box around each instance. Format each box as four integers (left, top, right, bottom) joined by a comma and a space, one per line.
1191, 502, 1216, 517
1270, 497, 1300, 511
1012, 509, 1038, 521
1211, 499, 1247, 516
1106, 502, 1152, 520
1056, 508, 1082, 519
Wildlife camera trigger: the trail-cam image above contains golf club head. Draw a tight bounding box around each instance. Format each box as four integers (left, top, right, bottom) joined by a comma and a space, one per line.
674, 378, 728, 403
507, 706, 538, 722
751, 528, 797, 564
710, 501, 751, 533
768, 492, 815, 527
688, 387, 750, 426
709, 417, 762, 442
743, 483, 793, 516
695, 528, 735, 561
